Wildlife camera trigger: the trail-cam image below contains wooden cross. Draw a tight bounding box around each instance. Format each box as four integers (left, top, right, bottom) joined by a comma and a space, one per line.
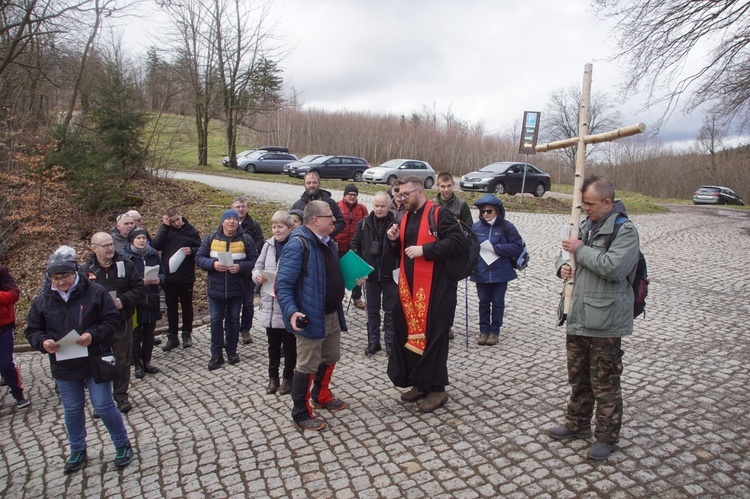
534, 63, 646, 317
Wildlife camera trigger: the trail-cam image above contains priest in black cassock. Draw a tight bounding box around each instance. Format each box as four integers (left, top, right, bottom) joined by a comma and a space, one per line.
386, 176, 464, 413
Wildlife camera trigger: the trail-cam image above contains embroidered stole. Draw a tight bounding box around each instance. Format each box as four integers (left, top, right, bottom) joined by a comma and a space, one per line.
398, 201, 436, 355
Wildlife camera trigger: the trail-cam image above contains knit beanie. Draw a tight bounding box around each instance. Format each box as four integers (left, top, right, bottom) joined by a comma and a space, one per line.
221, 209, 240, 223
128, 227, 149, 243
344, 184, 359, 196
46, 252, 78, 275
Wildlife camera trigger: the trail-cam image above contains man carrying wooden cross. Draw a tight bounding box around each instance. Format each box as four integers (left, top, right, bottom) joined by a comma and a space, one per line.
549, 175, 640, 461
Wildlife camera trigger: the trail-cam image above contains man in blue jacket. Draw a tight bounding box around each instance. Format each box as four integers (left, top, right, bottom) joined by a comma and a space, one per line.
275, 200, 348, 431
195, 210, 258, 371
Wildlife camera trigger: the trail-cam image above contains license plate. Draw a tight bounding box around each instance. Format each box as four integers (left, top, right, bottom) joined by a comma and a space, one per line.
463, 182, 473, 187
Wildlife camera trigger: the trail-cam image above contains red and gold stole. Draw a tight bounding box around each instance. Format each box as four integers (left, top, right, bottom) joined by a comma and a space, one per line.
398, 201, 437, 355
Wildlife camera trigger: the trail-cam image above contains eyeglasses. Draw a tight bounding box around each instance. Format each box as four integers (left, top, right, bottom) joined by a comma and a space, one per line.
132, 218, 142, 222
346, 192, 358, 196
316, 214, 335, 219
50, 273, 74, 282
479, 209, 495, 215
92, 242, 115, 249
397, 188, 419, 199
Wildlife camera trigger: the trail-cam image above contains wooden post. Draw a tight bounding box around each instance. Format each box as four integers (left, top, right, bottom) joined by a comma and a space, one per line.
534, 64, 646, 319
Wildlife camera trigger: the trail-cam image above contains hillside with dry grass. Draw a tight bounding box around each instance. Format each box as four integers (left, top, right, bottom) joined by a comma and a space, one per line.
1, 167, 284, 334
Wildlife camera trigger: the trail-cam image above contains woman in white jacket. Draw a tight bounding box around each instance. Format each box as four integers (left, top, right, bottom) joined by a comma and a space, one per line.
253, 211, 297, 395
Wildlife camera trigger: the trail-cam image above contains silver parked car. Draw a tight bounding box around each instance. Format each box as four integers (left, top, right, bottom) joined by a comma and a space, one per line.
692, 185, 744, 206
363, 159, 436, 189
238, 151, 298, 174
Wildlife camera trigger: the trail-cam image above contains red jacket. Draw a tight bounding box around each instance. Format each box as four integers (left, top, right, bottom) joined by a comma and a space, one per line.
0, 265, 19, 329
334, 200, 368, 253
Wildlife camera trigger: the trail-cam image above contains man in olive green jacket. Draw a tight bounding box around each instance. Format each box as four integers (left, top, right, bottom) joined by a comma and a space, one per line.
549, 176, 640, 461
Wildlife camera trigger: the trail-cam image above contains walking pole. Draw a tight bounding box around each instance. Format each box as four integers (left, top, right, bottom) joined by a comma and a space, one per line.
464, 278, 469, 349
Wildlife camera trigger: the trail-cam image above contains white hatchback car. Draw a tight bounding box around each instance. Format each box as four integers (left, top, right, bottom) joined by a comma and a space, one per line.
363, 159, 436, 189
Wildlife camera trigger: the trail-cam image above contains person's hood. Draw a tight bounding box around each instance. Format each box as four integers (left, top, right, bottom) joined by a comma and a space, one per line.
122, 244, 160, 258
586, 199, 628, 233
474, 194, 506, 220
110, 227, 127, 241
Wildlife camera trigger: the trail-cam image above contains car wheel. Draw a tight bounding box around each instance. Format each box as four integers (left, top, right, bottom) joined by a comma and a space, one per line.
533, 183, 546, 197
423, 177, 434, 189
245, 164, 256, 173
353, 171, 364, 182
387, 175, 398, 185
494, 183, 506, 195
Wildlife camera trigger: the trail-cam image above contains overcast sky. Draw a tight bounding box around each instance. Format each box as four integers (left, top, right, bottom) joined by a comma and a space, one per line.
126, 0, 718, 146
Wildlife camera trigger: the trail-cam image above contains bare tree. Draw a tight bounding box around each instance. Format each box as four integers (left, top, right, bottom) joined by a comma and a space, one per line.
695, 115, 726, 183
541, 85, 622, 171
594, 0, 750, 132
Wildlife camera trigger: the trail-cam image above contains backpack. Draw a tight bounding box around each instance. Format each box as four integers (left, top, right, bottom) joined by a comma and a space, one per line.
604, 215, 649, 318
501, 223, 530, 271
427, 204, 480, 281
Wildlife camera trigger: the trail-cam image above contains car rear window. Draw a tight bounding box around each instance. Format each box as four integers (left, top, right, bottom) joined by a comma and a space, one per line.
697, 187, 720, 194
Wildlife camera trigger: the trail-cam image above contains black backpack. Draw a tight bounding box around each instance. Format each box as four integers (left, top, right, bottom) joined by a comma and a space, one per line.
427, 204, 480, 281
604, 215, 649, 318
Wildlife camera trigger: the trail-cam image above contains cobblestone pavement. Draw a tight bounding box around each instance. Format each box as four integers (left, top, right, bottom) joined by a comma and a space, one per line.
2, 206, 749, 498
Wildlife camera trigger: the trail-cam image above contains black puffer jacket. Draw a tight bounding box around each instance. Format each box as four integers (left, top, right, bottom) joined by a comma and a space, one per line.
291, 188, 346, 236
151, 217, 202, 284
122, 244, 165, 324
25, 274, 121, 380
79, 252, 146, 324
351, 211, 399, 281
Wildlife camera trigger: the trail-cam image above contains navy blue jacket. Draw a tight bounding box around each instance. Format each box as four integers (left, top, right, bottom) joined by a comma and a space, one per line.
471, 194, 523, 284
195, 225, 258, 300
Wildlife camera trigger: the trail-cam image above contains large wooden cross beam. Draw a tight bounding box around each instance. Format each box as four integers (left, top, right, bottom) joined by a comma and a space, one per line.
534, 63, 646, 317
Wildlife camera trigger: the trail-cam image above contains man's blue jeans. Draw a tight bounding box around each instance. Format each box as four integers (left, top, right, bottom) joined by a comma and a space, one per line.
208, 296, 243, 357
56, 377, 129, 452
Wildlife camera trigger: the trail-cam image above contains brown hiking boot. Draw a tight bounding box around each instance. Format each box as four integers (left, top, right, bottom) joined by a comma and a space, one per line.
477, 334, 488, 345
278, 378, 293, 395
353, 299, 366, 310
485, 334, 498, 346
266, 378, 280, 395
292, 417, 327, 431
417, 392, 448, 413
400, 387, 427, 403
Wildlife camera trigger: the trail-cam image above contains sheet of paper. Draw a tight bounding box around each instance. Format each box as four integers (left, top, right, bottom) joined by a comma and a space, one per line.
561, 224, 571, 260
261, 270, 277, 296
169, 250, 186, 273
480, 239, 499, 265
109, 290, 117, 301
144, 265, 159, 280
217, 252, 234, 267
54, 330, 89, 361
392, 268, 399, 283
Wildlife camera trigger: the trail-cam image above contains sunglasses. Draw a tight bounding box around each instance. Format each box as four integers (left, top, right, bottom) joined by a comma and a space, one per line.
479, 209, 495, 215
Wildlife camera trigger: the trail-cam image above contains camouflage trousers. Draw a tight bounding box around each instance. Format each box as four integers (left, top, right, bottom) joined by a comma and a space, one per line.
565, 335, 624, 445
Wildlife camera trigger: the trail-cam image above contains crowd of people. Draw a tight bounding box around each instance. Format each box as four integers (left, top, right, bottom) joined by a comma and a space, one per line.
1, 172, 639, 469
